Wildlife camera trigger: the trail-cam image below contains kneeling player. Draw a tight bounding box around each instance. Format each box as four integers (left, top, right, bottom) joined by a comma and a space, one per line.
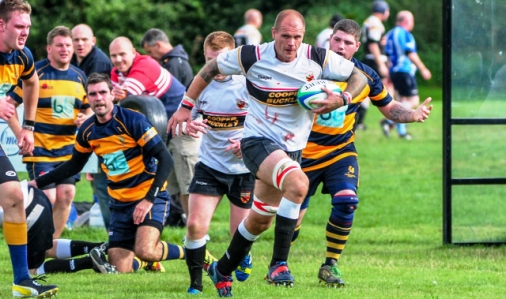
30, 73, 184, 273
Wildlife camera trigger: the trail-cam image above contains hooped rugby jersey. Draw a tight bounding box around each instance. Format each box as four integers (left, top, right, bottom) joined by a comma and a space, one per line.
9, 59, 88, 163
111, 53, 185, 120
193, 75, 249, 174
0, 47, 36, 157
216, 42, 354, 151
302, 57, 392, 172
385, 26, 418, 75
75, 106, 164, 202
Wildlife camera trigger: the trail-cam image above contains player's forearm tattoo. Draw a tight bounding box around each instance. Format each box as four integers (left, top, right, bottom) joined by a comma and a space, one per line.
199, 59, 220, 83
388, 103, 414, 123
344, 68, 368, 98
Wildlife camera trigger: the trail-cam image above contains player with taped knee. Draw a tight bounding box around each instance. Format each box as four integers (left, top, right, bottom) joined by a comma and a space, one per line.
291, 19, 432, 288
169, 9, 367, 297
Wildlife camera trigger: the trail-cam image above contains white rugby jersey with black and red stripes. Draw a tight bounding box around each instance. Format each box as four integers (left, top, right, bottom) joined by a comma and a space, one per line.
216, 41, 354, 151
193, 75, 250, 174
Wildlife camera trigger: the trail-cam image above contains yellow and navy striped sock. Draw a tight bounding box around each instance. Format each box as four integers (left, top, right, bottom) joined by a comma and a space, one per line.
160, 241, 185, 260
4, 222, 30, 284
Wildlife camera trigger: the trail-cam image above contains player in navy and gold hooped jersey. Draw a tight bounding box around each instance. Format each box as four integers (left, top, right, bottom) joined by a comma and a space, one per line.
293, 19, 433, 287
8, 25, 91, 240
0, 0, 59, 297
33, 73, 184, 273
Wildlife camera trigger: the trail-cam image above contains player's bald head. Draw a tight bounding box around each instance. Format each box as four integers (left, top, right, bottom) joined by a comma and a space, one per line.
396, 10, 413, 23
273, 9, 305, 31
396, 10, 414, 31
72, 24, 93, 37
245, 9, 261, 22
110, 36, 134, 51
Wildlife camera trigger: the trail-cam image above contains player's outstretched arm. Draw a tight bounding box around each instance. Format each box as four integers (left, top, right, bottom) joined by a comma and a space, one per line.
379, 97, 433, 123
35, 151, 90, 189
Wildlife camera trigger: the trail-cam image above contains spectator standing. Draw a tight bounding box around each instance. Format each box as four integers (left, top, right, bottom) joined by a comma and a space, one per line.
359, 0, 391, 130
71, 24, 112, 76
234, 8, 263, 46
141, 28, 200, 227
109, 37, 185, 126
141, 28, 194, 88
384, 10, 432, 139
315, 14, 343, 49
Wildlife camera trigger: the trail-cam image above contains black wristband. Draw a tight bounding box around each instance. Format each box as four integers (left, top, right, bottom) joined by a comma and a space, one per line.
181, 103, 193, 110
23, 120, 35, 126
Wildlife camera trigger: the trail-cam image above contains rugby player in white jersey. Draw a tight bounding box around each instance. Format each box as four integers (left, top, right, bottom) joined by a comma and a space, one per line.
169, 9, 367, 297
182, 31, 254, 295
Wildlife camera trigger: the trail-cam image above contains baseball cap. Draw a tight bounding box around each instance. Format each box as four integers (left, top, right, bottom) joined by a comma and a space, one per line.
372, 1, 389, 13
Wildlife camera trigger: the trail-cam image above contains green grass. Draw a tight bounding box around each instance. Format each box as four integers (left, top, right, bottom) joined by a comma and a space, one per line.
1, 86, 506, 298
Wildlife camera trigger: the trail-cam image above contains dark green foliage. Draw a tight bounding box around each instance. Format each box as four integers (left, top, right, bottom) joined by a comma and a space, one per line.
26, 0, 442, 86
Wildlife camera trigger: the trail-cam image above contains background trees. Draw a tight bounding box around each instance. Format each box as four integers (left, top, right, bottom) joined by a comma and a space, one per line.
27, 0, 442, 87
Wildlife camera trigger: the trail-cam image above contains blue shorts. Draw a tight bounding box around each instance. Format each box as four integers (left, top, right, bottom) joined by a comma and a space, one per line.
188, 162, 254, 208
390, 72, 418, 97
27, 161, 80, 190
108, 191, 170, 251
302, 155, 359, 209
241, 136, 301, 177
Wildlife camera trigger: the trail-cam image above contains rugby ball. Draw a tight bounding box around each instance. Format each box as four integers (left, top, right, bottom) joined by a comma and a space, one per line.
297, 80, 342, 111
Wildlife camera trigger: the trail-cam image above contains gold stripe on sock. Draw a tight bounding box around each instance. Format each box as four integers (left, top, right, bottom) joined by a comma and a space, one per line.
161, 241, 169, 260
3, 222, 27, 245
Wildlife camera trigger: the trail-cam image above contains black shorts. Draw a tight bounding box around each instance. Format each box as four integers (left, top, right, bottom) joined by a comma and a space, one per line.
241, 136, 302, 177
188, 162, 254, 208
390, 72, 418, 97
0, 154, 19, 184
27, 187, 55, 269
27, 162, 80, 190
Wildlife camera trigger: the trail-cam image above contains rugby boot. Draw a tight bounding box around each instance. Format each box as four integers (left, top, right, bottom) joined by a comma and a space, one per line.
90, 246, 118, 274
265, 262, 294, 287
234, 252, 252, 282
207, 262, 233, 297
12, 276, 59, 298
144, 262, 165, 272
318, 264, 345, 288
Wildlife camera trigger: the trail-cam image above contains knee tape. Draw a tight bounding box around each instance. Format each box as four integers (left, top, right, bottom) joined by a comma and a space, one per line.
331, 194, 359, 222
272, 158, 301, 190
252, 195, 278, 217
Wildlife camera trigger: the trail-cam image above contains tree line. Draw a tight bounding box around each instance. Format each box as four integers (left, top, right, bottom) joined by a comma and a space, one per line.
27, 0, 443, 86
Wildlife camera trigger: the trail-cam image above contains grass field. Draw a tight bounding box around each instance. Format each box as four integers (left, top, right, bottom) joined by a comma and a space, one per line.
1, 86, 506, 298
